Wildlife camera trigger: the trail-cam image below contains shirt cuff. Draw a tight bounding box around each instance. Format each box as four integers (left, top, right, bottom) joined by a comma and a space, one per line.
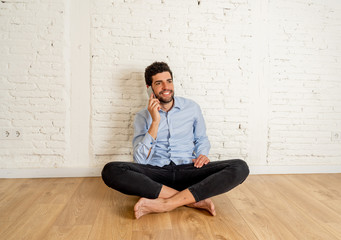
142, 132, 156, 149
196, 148, 210, 157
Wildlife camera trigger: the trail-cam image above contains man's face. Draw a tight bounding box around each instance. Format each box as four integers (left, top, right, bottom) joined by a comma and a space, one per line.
151, 71, 174, 104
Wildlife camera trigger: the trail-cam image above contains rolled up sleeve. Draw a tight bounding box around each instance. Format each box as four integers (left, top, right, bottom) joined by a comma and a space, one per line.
132, 112, 156, 164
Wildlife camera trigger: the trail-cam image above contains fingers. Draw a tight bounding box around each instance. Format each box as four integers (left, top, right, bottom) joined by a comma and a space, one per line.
148, 96, 161, 122
149, 94, 159, 106
148, 95, 159, 109
192, 155, 210, 168
149, 100, 159, 109
149, 100, 160, 112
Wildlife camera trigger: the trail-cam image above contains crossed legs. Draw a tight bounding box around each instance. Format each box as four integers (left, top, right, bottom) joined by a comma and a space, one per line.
101, 159, 249, 219
134, 185, 216, 219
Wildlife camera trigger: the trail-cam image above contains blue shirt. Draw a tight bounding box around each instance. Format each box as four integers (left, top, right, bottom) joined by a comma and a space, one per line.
132, 96, 211, 167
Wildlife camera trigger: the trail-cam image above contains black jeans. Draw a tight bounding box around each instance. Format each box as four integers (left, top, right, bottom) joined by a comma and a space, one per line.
101, 159, 249, 202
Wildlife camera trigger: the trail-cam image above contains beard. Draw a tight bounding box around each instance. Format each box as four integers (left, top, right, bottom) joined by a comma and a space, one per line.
155, 90, 174, 104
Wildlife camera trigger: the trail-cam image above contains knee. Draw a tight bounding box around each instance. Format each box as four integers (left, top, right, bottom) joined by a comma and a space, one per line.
234, 159, 250, 182
101, 162, 125, 187
101, 162, 113, 186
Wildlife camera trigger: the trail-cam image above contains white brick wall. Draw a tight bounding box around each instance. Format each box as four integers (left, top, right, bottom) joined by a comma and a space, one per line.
91, 0, 252, 164
0, 0, 340, 176
0, 0, 68, 168
267, 0, 341, 165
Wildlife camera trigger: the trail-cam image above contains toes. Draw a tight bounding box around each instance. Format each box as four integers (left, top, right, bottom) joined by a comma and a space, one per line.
135, 211, 141, 219
211, 207, 216, 216
134, 205, 143, 219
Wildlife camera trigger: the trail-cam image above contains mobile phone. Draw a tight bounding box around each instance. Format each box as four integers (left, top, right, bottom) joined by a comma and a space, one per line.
146, 87, 154, 98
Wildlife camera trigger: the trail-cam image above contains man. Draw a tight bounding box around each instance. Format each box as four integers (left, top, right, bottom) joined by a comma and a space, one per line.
102, 62, 249, 219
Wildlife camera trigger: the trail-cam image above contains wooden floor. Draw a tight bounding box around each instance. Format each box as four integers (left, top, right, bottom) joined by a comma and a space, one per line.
0, 174, 341, 240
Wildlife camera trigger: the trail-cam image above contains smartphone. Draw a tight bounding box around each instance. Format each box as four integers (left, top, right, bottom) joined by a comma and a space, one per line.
146, 87, 154, 98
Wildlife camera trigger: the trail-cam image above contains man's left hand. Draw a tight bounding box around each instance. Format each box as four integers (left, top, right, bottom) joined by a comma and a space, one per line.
192, 154, 210, 168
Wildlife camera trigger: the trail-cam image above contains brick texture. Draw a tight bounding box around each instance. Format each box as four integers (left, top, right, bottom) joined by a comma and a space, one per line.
267, 0, 341, 165
0, 0, 340, 171
90, 0, 252, 164
0, 0, 68, 168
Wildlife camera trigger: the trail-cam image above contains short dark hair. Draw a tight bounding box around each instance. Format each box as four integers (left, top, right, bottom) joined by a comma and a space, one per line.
144, 62, 173, 86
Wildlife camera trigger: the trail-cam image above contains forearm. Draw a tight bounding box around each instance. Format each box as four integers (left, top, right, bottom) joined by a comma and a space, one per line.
193, 132, 211, 157
193, 104, 211, 157
133, 131, 157, 164
133, 143, 152, 164
148, 120, 160, 140
146, 121, 159, 158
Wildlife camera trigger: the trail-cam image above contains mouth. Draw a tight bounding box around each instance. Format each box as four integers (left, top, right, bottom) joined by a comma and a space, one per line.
160, 90, 173, 96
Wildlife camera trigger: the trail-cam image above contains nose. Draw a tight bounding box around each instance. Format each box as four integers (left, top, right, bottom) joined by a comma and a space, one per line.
162, 82, 168, 89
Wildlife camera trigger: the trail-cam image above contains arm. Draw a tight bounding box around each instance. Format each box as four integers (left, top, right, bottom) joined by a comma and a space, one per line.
133, 93, 160, 164
192, 104, 211, 168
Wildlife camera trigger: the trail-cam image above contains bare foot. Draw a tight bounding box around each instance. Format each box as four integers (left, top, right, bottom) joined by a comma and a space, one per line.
134, 198, 167, 219
187, 198, 216, 216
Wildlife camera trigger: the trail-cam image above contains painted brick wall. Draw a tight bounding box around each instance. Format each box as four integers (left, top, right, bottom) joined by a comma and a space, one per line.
0, 0, 68, 168
267, 0, 341, 165
91, 0, 252, 165
0, 0, 340, 174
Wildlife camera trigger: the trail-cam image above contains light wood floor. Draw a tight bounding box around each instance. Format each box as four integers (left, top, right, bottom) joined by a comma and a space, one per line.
0, 174, 341, 240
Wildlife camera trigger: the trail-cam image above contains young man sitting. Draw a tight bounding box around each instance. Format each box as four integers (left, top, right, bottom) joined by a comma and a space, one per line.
101, 62, 249, 219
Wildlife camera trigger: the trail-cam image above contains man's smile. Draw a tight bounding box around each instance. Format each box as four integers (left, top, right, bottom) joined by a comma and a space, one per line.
160, 90, 173, 96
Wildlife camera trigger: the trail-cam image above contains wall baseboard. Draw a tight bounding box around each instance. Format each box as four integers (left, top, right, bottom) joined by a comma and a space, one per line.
250, 165, 341, 175
0, 167, 102, 179
0, 164, 340, 178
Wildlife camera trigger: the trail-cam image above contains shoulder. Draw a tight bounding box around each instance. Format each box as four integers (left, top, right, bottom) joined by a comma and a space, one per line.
175, 96, 200, 109
135, 107, 150, 121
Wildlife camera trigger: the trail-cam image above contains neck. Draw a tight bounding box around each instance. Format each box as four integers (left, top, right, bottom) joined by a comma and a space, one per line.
160, 99, 174, 112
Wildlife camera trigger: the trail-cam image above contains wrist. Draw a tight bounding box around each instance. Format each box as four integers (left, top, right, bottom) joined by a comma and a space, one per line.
148, 121, 159, 140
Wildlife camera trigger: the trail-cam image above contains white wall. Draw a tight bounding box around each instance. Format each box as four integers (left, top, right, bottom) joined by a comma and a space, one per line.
1, 0, 341, 178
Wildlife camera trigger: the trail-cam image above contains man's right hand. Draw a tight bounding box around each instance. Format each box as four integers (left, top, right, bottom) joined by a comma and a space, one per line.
147, 92, 161, 123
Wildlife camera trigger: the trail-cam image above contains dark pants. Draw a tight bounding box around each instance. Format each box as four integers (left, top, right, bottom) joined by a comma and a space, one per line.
101, 159, 249, 202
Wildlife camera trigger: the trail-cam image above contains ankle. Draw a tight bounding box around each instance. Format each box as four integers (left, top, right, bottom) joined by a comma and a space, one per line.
160, 198, 175, 212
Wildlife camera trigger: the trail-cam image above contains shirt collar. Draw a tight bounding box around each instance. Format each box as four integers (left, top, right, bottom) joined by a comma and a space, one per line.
173, 97, 182, 110
159, 96, 182, 113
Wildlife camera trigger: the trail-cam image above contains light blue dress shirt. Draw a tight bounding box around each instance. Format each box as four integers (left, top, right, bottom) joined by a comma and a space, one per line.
133, 97, 211, 167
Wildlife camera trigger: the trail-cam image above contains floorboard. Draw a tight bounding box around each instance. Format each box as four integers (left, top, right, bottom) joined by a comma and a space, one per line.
0, 174, 340, 240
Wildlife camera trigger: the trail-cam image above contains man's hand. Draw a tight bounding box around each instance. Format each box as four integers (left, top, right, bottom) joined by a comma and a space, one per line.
147, 92, 161, 123
192, 154, 210, 168
147, 92, 161, 141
